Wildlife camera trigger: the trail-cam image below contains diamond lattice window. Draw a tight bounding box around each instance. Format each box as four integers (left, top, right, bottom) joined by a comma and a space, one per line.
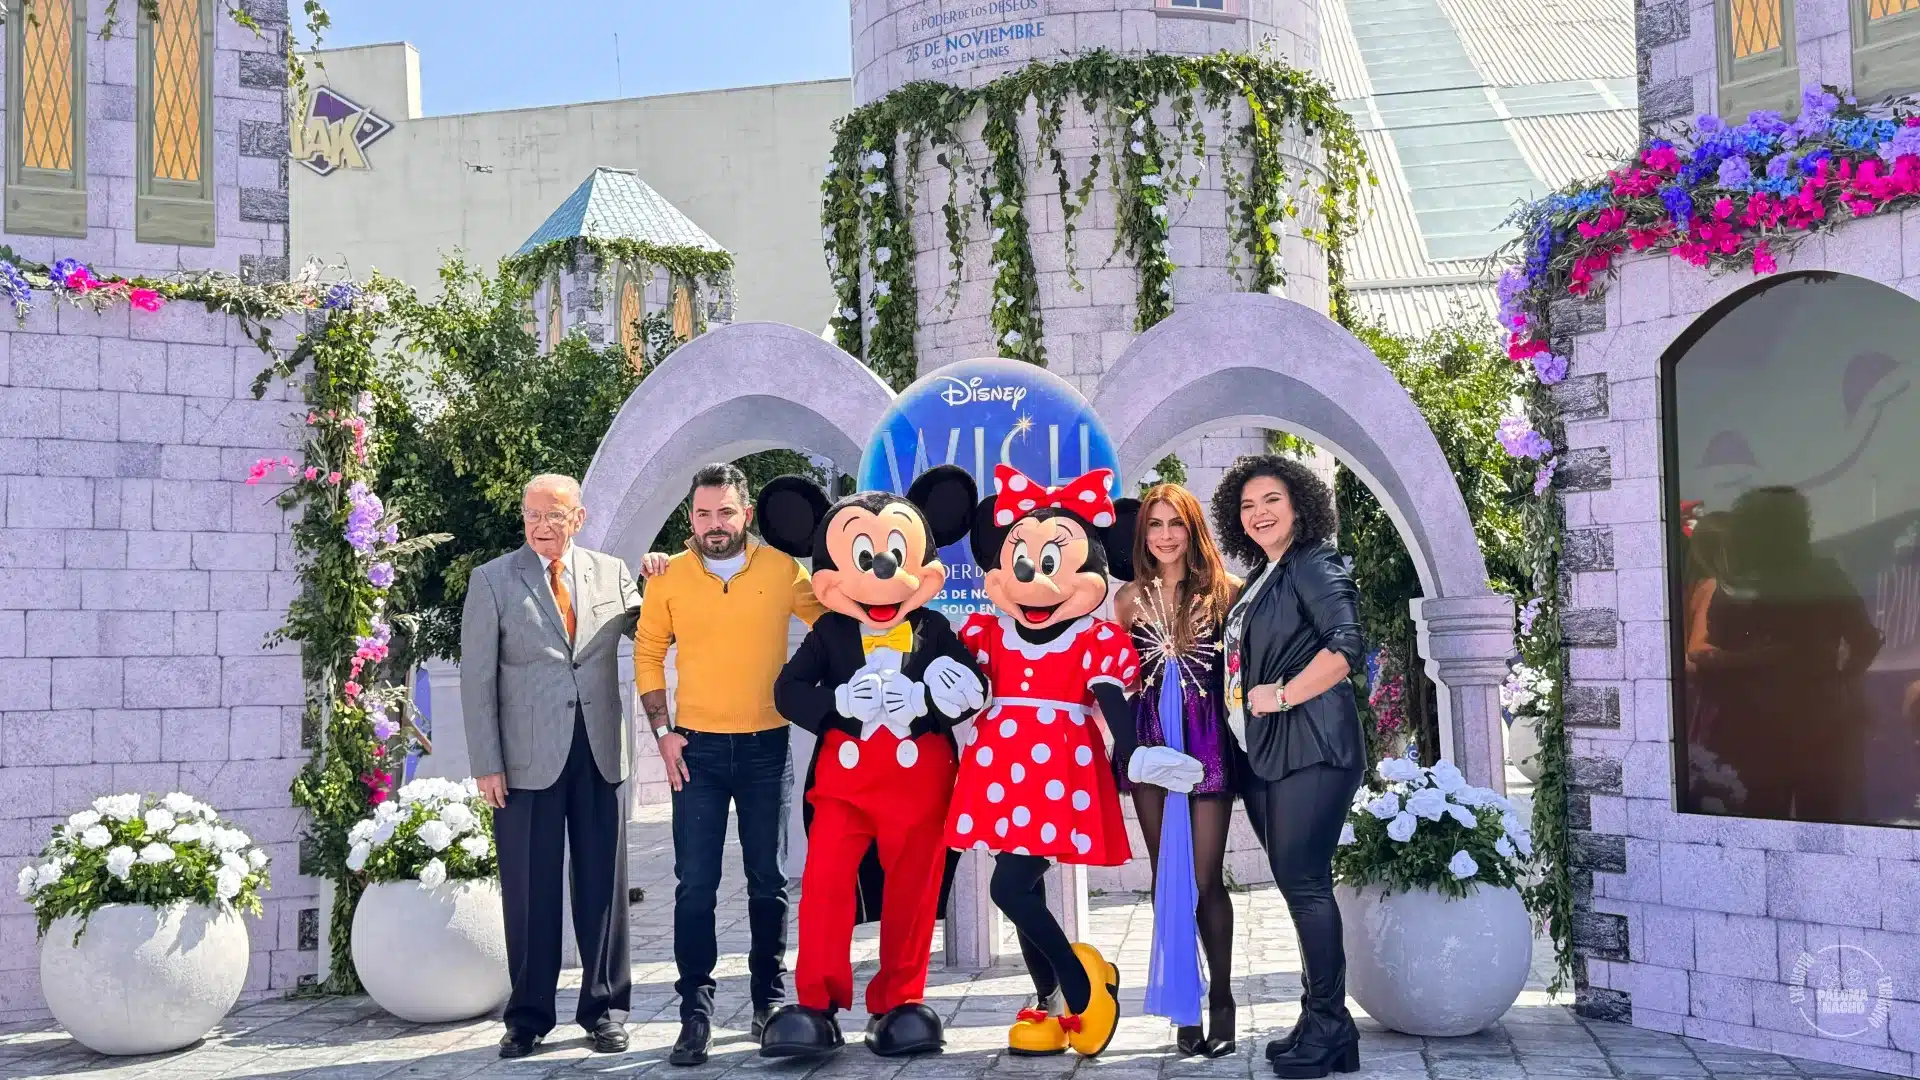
1732, 0, 1784, 57
548, 277, 565, 347
150, 0, 203, 183
671, 284, 694, 341
21, 0, 76, 171
1869, 0, 1920, 19
620, 274, 643, 368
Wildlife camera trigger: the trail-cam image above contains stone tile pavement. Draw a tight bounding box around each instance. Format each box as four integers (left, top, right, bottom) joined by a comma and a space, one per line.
0, 806, 1899, 1080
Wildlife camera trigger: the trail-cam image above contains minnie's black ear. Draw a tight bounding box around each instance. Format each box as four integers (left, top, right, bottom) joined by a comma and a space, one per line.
970, 496, 1011, 571
907, 465, 980, 550
1104, 497, 1142, 583
755, 476, 829, 558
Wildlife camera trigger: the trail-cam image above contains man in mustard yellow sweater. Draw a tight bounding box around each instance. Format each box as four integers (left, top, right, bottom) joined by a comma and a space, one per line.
633, 462, 826, 1066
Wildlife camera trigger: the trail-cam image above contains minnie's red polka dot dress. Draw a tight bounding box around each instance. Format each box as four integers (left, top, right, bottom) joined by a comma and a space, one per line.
943, 613, 1138, 865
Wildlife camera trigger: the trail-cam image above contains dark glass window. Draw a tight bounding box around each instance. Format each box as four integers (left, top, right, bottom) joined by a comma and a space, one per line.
1668, 272, 1920, 828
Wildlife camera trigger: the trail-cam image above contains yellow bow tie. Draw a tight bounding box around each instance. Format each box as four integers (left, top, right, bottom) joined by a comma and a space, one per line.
861, 623, 913, 655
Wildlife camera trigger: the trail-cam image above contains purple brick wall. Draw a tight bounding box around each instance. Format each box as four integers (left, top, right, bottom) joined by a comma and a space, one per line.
0, 0, 310, 1019
1557, 218, 1920, 1075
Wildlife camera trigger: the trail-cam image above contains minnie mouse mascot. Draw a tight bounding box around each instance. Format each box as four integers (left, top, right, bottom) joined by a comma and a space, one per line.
947, 464, 1144, 1058
755, 465, 988, 1059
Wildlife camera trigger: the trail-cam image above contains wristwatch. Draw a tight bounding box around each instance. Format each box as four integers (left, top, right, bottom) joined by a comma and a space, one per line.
653, 722, 676, 740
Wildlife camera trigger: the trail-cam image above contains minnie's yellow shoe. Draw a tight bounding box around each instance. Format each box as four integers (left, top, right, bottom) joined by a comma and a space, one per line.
1065, 943, 1121, 1057
1007, 1007, 1068, 1056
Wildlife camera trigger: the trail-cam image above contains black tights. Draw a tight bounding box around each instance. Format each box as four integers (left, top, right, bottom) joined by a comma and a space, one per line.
991, 853, 1092, 1014
1133, 788, 1235, 1012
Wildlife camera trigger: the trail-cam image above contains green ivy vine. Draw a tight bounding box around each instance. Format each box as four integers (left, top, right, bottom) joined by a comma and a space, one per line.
822, 50, 1370, 385
504, 236, 735, 296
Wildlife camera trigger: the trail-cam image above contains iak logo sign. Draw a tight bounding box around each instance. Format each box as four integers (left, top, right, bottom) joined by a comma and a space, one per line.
292, 86, 394, 176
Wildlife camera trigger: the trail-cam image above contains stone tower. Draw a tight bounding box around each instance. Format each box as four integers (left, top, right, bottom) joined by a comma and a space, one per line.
847, 0, 1334, 497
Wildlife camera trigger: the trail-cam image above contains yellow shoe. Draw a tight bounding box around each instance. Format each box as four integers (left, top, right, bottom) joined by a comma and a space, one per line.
1065, 943, 1121, 1057
1007, 1008, 1068, 1056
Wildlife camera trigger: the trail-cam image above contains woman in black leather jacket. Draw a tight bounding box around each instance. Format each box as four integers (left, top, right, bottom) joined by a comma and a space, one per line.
1211, 455, 1364, 1079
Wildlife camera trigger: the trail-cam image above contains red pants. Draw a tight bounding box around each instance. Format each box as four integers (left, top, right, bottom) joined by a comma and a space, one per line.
797, 728, 957, 1015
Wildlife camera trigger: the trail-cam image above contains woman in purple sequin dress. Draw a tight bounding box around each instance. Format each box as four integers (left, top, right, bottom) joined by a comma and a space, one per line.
1112, 484, 1241, 1057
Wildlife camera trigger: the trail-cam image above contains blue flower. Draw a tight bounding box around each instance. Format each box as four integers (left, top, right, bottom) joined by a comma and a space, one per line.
1660, 184, 1695, 226
1766, 152, 1793, 180
1800, 148, 1832, 175
1833, 117, 1897, 151
1745, 110, 1790, 137
1717, 156, 1754, 189
0, 260, 31, 316
1880, 126, 1920, 162
1696, 114, 1726, 135
322, 282, 359, 311
50, 258, 84, 287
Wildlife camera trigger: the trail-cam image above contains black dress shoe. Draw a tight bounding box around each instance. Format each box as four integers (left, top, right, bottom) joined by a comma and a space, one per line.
867, 1003, 944, 1057
758, 1004, 845, 1058
1202, 1005, 1237, 1059
669, 1018, 712, 1067
752, 1006, 775, 1039
1177, 1025, 1207, 1056
498, 1030, 541, 1059
588, 1020, 629, 1054
1270, 1036, 1360, 1079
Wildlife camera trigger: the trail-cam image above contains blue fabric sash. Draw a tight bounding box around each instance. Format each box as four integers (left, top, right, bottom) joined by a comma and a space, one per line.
1142, 668, 1205, 1026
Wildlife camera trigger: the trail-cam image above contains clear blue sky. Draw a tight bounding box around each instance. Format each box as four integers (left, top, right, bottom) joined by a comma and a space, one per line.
310, 0, 853, 115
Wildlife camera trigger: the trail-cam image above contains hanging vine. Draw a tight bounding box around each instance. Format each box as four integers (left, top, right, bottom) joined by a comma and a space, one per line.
821, 49, 1370, 384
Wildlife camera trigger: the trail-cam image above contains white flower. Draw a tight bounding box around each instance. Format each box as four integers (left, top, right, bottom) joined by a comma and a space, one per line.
347, 820, 377, 846
1512, 830, 1534, 858
1452, 785, 1498, 808
162, 792, 199, 816
1495, 836, 1516, 860
1500, 810, 1525, 840
1406, 787, 1449, 822
346, 843, 370, 872
1002, 330, 1022, 346
1448, 850, 1480, 879
440, 803, 477, 835
866, 180, 888, 197
1151, 204, 1169, 220
1364, 792, 1401, 820
143, 808, 176, 835
874, 246, 893, 265
34, 862, 63, 890
1428, 760, 1468, 794
1141, 173, 1163, 188
990, 191, 1006, 209
1130, 140, 1147, 156
865, 150, 887, 171
66, 810, 101, 831
991, 227, 1006, 243
1131, 116, 1147, 136
823, 225, 836, 241
105, 846, 137, 880
1444, 803, 1478, 829
220, 852, 249, 876
417, 820, 455, 853
874, 280, 892, 298
94, 794, 140, 821
1379, 756, 1423, 784
419, 859, 447, 888
215, 867, 243, 901
17, 866, 37, 898
138, 842, 175, 865
1386, 813, 1418, 843
247, 849, 269, 870
460, 778, 480, 798
1337, 822, 1357, 846
213, 827, 250, 852
824, 160, 837, 175
459, 836, 491, 860
375, 799, 403, 820
367, 294, 391, 315
840, 305, 858, 320
80, 825, 112, 849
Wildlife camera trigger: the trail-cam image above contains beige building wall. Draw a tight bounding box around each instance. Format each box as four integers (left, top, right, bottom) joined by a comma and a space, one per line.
289, 43, 851, 329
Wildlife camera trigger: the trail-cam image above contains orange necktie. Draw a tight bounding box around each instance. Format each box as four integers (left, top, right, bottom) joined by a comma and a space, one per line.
548, 559, 576, 643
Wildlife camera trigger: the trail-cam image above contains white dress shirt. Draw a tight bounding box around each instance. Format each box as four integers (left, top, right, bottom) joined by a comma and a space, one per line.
544, 544, 577, 612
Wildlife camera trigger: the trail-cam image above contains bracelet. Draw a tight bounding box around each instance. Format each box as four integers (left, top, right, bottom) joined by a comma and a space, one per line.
1275, 684, 1293, 712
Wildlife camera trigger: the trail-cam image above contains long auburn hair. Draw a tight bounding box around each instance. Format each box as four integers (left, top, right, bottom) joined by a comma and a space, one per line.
1132, 483, 1235, 651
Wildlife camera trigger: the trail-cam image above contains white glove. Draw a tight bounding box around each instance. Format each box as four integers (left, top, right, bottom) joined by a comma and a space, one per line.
1128, 746, 1205, 794
835, 672, 886, 725
924, 656, 986, 720
877, 669, 928, 733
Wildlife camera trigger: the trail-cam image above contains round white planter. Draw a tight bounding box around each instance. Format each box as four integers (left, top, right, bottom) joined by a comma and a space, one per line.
1336, 882, 1532, 1037
1507, 718, 1543, 784
40, 902, 250, 1055
352, 878, 510, 1023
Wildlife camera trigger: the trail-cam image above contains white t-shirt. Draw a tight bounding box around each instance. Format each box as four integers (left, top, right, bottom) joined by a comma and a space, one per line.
703, 550, 747, 583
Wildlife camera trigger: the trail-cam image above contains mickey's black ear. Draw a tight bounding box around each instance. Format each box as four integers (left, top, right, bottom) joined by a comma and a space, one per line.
908, 465, 980, 550
1104, 498, 1142, 583
755, 476, 829, 558
970, 496, 1010, 571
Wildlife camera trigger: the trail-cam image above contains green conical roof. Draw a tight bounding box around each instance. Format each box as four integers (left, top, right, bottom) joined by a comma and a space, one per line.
515, 167, 726, 256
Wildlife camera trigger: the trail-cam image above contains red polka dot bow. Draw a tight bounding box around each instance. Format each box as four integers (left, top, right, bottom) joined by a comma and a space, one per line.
992, 465, 1117, 529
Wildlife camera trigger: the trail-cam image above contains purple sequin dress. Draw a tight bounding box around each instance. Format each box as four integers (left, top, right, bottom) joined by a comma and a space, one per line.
1122, 619, 1234, 795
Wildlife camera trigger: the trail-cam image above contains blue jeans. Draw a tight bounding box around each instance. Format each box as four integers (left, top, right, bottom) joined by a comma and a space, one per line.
670, 726, 793, 1021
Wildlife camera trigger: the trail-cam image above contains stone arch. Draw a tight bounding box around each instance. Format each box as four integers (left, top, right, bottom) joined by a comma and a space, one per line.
577, 322, 895, 562
1090, 293, 1516, 788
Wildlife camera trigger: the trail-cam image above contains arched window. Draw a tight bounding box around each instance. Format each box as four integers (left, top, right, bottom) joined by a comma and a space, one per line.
1714, 0, 1797, 120
671, 280, 696, 341
546, 274, 565, 349
618, 266, 644, 370
137, 0, 215, 246
6, 0, 87, 236
1665, 272, 1920, 829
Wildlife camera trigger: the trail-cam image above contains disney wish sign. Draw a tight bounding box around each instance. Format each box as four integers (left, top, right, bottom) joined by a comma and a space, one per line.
857, 357, 1120, 621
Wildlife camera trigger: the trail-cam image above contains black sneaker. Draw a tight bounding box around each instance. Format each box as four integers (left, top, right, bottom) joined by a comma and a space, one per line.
669, 1018, 712, 1066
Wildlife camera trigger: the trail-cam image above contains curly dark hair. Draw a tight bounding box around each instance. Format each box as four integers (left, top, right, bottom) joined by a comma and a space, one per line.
1210, 454, 1337, 567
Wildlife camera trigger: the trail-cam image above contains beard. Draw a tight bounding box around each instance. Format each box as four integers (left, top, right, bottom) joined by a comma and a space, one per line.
698, 527, 746, 558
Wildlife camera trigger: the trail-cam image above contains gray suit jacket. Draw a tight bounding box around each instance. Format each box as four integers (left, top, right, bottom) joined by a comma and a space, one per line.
461, 544, 641, 790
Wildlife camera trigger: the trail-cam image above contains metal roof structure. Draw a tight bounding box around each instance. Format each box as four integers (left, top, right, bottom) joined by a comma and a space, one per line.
1324, 0, 1637, 337
514, 167, 728, 256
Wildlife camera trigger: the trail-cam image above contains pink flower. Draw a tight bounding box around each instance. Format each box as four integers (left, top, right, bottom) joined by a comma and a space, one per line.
128, 288, 163, 312
306, 412, 318, 425
344, 680, 362, 699
1752, 240, 1777, 275
1507, 338, 1549, 362
304, 466, 319, 481
1641, 145, 1682, 173
1610, 168, 1661, 198
327, 471, 343, 485
244, 457, 278, 485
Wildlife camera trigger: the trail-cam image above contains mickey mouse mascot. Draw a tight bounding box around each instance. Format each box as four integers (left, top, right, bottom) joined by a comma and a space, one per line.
947, 464, 1144, 1058
755, 465, 988, 1059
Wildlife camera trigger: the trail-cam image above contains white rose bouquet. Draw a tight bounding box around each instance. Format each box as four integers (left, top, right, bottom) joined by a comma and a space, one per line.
346, 778, 497, 888
17, 792, 271, 939
1332, 756, 1534, 898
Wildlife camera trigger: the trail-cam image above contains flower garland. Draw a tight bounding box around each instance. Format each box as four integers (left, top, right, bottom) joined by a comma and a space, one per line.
822, 50, 1369, 386
1488, 84, 1920, 995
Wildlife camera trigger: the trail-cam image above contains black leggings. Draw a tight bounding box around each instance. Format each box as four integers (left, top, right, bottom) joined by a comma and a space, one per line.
990, 853, 1092, 1014
1133, 788, 1235, 1012
1243, 764, 1363, 1040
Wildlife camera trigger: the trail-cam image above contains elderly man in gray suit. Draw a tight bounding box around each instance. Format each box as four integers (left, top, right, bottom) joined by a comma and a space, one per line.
463, 473, 641, 1059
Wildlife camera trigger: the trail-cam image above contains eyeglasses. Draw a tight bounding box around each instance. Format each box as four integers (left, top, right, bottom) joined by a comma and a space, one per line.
521, 510, 578, 526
